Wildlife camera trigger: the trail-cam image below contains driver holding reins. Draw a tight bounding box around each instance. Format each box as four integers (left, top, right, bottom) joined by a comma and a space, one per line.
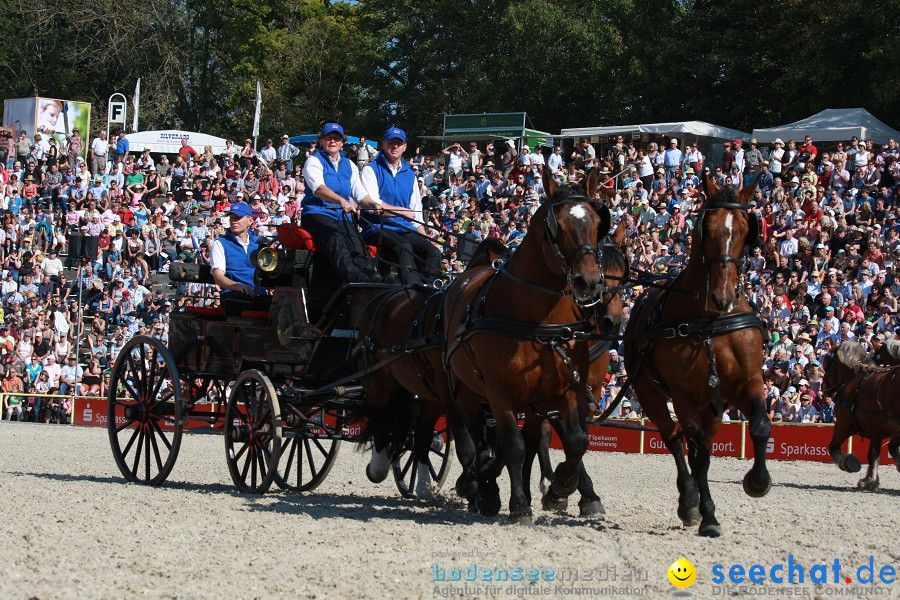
210, 202, 271, 311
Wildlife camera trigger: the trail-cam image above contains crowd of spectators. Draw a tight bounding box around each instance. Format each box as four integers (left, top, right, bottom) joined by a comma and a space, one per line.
0, 125, 897, 427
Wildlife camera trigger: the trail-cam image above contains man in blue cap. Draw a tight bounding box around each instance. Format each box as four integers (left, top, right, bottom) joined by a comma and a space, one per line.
210, 202, 264, 302
359, 127, 442, 285
301, 122, 383, 285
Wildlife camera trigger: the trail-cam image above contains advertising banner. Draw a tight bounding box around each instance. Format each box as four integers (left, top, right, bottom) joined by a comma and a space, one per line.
642, 422, 743, 458
851, 435, 895, 465
765, 423, 844, 462
72, 397, 219, 431
3, 97, 92, 159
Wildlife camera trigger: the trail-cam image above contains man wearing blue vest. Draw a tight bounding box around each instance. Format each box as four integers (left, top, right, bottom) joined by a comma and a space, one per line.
301, 122, 383, 283
211, 202, 268, 309
360, 127, 441, 286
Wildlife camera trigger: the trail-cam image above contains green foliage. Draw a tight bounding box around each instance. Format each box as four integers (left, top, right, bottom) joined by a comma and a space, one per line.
0, 0, 895, 141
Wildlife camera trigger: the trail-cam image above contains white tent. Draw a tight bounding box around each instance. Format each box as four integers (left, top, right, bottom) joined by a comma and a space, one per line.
752, 109, 900, 145
124, 130, 229, 155
560, 120, 749, 141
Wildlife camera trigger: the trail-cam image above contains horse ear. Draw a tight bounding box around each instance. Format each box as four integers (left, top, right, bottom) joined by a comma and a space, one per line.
584, 169, 599, 198
611, 219, 626, 248
596, 205, 612, 239
542, 166, 557, 200
702, 172, 719, 198
740, 174, 760, 204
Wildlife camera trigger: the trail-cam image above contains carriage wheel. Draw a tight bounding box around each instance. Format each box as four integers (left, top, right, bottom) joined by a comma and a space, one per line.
107, 335, 184, 485
392, 420, 454, 499
224, 370, 282, 494
274, 418, 341, 493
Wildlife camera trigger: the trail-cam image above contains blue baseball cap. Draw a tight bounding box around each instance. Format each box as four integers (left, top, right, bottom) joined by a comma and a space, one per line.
321, 122, 345, 138
228, 202, 252, 218
383, 127, 407, 142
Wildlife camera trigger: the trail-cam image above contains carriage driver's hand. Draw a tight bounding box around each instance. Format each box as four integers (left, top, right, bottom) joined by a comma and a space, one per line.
339, 198, 358, 214
230, 282, 255, 296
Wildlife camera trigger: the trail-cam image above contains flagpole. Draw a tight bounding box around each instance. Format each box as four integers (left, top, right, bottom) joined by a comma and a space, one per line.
132, 78, 141, 133
252, 80, 261, 153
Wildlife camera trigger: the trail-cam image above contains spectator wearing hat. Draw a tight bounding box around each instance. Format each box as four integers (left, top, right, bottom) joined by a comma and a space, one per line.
114, 130, 129, 160
301, 122, 383, 284
663, 138, 682, 182
277, 135, 301, 172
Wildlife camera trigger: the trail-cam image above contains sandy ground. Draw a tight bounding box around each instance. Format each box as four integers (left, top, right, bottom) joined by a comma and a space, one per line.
2, 422, 898, 600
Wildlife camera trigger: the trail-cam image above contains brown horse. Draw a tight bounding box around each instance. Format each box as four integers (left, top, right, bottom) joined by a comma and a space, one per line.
623, 177, 770, 537
822, 341, 900, 490
442, 169, 612, 523
528, 220, 631, 516
356, 238, 509, 499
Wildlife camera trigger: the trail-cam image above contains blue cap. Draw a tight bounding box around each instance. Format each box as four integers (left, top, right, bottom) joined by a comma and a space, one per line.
228, 202, 252, 218
383, 127, 407, 142
321, 122, 345, 138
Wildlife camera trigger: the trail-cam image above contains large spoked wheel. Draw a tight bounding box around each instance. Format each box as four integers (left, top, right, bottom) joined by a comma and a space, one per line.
107, 335, 184, 485
224, 370, 282, 494
392, 419, 454, 498
274, 409, 341, 492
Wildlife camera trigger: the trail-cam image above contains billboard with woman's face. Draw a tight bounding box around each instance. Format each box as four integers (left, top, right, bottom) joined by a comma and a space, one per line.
3, 96, 92, 158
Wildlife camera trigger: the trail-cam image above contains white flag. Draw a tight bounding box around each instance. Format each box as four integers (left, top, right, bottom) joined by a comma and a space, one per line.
132, 78, 141, 132
252, 80, 262, 137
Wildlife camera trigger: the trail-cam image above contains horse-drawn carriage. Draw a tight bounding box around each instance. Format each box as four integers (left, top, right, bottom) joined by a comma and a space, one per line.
105, 223, 453, 496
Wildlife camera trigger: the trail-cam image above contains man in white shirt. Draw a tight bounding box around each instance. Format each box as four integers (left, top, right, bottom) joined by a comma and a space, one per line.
258, 139, 277, 168
360, 127, 441, 286
41, 250, 64, 282
547, 146, 564, 175
90, 130, 109, 176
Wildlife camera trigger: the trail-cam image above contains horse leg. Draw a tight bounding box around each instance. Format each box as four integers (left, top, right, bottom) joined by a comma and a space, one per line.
575, 462, 605, 518
685, 428, 721, 537
890, 438, 900, 474
858, 438, 881, 491
828, 413, 861, 474
411, 399, 443, 500
643, 393, 700, 527
495, 410, 532, 524
444, 387, 482, 511
545, 398, 588, 500
366, 410, 392, 483
742, 398, 773, 498
475, 416, 503, 517
537, 419, 570, 512
665, 434, 701, 527
520, 416, 542, 507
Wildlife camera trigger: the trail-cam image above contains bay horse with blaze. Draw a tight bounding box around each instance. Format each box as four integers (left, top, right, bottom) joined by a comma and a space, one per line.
442, 169, 612, 523
624, 176, 770, 537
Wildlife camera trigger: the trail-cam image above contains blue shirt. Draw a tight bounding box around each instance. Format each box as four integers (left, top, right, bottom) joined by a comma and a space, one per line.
116, 137, 129, 156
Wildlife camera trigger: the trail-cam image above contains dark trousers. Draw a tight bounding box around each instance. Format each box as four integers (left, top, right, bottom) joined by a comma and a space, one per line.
364, 227, 442, 285
302, 213, 377, 283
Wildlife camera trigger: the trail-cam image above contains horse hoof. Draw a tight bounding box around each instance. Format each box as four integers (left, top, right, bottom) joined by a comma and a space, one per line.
578, 499, 606, 518
742, 471, 772, 498
840, 455, 862, 473
539, 477, 550, 496
698, 522, 723, 538
477, 493, 502, 517
365, 463, 388, 484
678, 505, 701, 527
541, 491, 568, 512
507, 512, 533, 526
857, 478, 880, 491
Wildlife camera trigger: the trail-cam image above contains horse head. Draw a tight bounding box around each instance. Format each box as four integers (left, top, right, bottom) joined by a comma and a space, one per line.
539, 168, 612, 303
695, 175, 759, 313
594, 220, 629, 334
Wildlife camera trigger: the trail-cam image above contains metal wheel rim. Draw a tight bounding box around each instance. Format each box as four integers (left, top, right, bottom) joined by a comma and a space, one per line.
392, 421, 454, 498
106, 335, 184, 485
224, 370, 282, 494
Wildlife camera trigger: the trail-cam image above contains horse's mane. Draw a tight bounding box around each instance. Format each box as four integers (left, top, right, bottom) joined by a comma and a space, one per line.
884, 338, 900, 362
704, 184, 742, 207
836, 341, 870, 371
466, 237, 510, 271
600, 233, 628, 275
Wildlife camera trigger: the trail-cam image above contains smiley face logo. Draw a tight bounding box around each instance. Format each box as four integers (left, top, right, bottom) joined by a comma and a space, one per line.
668, 558, 696, 588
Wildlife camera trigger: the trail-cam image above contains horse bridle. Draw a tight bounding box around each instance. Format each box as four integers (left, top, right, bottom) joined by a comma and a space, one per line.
695, 201, 755, 312
542, 194, 610, 305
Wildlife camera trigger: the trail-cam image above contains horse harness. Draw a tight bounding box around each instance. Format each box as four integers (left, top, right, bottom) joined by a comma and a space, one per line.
629, 269, 766, 418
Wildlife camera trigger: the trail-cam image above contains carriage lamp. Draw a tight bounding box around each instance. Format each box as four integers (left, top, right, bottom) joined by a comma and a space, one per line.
252, 246, 287, 278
